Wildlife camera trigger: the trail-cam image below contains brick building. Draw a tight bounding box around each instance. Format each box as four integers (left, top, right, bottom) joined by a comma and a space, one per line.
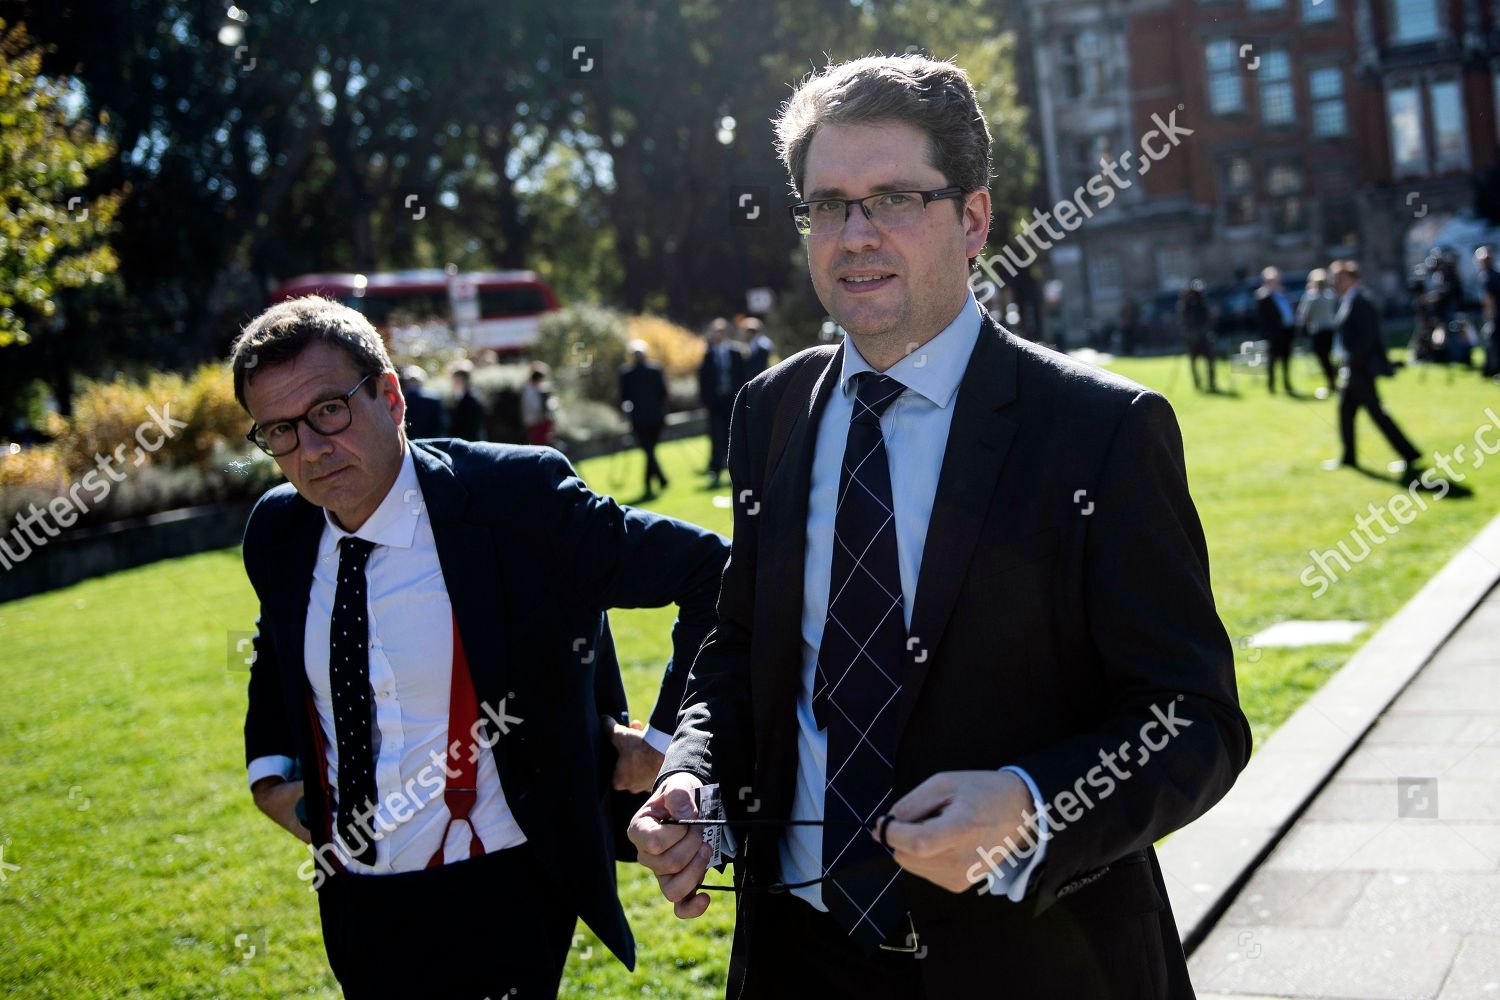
1014, 0, 1500, 345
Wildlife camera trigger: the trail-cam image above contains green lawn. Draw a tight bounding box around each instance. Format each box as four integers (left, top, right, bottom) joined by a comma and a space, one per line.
1, 352, 1496, 997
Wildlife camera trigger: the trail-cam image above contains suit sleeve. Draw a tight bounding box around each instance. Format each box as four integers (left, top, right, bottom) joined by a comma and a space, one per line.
1012, 390, 1252, 912
658, 387, 759, 792
241, 503, 297, 773
535, 449, 729, 733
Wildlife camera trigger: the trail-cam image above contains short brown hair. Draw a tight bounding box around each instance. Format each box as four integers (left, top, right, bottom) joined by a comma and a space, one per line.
774, 54, 993, 199
229, 296, 394, 410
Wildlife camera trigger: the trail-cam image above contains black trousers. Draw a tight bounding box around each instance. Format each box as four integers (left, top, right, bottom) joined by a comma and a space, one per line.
1267, 334, 1294, 393
1340, 373, 1419, 466
316, 842, 575, 999
633, 422, 666, 490
1311, 328, 1337, 388
736, 891, 926, 999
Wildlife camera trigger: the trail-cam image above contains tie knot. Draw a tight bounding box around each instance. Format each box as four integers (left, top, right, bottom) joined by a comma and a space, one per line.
851, 373, 905, 426
339, 536, 376, 566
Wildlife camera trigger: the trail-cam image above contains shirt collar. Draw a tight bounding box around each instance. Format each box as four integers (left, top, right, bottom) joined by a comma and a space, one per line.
838, 292, 983, 409
322, 445, 422, 550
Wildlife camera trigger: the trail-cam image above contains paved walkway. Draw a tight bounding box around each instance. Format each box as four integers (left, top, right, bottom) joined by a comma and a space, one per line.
1190, 584, 1500, 999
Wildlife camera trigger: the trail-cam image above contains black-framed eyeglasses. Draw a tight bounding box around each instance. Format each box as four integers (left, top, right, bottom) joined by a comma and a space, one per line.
666, 816, 892, 894
789, 186, 966, 237
245, 373, 375, 457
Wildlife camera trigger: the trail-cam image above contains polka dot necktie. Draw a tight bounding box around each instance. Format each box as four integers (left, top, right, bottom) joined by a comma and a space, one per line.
814, 372, 909, 950
331, 536, 379, 864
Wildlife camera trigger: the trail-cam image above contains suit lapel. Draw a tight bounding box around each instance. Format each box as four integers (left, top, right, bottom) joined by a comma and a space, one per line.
409, 443, 508, 736
266, 498, 326, 732
894, 317, 1019, 744
755, 345, 843, 749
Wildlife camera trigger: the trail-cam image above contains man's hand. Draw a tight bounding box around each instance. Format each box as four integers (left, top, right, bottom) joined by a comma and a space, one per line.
251, 776, 312, 845
627, 772, 713, 919
878, 770, 1037, 893
602, 715, 666, 793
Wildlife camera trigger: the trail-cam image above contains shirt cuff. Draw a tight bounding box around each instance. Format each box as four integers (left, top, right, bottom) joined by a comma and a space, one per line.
247, 754, 296, 790
642, 726, 673, 755
971, 765, 1049, 902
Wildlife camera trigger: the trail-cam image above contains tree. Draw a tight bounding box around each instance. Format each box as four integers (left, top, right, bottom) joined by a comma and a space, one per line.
0, 19, 120, 348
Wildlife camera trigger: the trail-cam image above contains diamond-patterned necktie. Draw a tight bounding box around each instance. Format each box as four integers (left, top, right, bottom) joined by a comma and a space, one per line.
331, 536, 379, 864
815, 371, 908, 950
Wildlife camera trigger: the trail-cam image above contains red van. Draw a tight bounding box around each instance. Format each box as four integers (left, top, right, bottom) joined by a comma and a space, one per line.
269, 269, 559, 353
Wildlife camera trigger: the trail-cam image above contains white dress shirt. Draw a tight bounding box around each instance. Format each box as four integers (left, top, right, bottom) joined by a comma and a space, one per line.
780, 293, 1047, 910
246, 445, 526, 872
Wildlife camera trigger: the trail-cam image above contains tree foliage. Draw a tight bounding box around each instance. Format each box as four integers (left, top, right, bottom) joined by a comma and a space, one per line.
0, 19, 120, 349
1, 0, 1035, 400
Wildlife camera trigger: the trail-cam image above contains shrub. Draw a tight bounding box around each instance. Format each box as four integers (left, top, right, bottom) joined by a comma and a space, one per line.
532, 303, 629, 404
0, 365, 276, 529
625, 315, 705, 380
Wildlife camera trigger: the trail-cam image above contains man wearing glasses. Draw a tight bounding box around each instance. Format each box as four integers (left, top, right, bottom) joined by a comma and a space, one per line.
630, 55, 1249, 997
231, 296, 727, 998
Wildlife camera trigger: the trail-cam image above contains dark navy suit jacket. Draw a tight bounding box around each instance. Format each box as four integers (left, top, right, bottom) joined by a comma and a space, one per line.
241, 438, 728, 967
665, 318, 1251, 996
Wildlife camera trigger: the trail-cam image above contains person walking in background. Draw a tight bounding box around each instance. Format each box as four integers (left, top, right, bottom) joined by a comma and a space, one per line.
740, 316, 776, 378
400, 365, 446, 439
1324, 259, 1424, 480
1476, 247, 1500, 378
698, 317, 746, 487
1178, 278, 1218, 392
1297, 269, 1339, 399
619, 339, 670, 497
521, 361, 556, 446
1255, 266, 1296, 395
448, 361, 486, 441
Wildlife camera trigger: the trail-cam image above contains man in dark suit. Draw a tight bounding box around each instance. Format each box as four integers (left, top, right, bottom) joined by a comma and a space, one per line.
447, 362, 486, 440
398, 365, 445, 438
231, 296, 728, 998
698, 317, 747, 487
620, 339, 670, 496
1255, 266, 1296, 395
630, 54, 1250, 998
1325, 259, 1423, 478
740, 316, 776, 378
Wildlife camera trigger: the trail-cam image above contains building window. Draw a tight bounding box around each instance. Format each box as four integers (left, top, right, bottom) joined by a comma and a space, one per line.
1259, 50, 1296, 125
1309, 67, 1348, 136
1390, 0, 1442, 43
1267, 163, 1306, 234
1089, 255, 1122, 299
1429, 79, 1470, 170
1302, 0, 1336, 22
1060, 30, 1108, 101
1315, 165, 1358, 248
1223, 155, 1256, 226
1156, 248, 1193, 291
1387, 84, 1428, 176
1073, 133, 1114, 190
1206, 40, 1245, 115
1249, 0, 1285, 9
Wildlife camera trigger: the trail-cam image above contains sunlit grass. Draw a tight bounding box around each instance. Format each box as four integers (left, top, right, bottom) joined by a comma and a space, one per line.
0, 351, 1495, 996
